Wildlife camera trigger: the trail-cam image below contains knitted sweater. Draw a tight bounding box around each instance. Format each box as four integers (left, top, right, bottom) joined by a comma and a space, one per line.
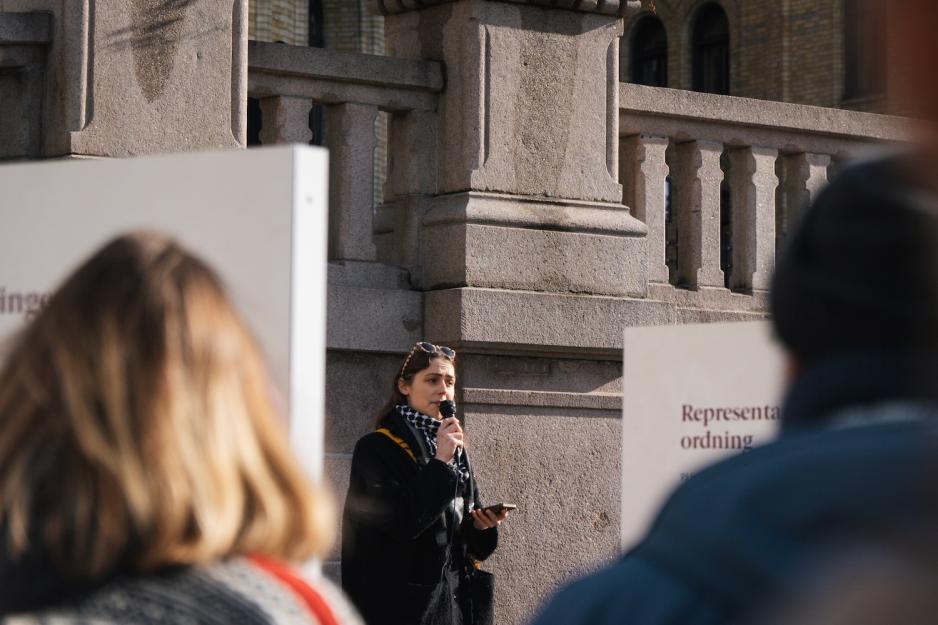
2, 557, 362, 625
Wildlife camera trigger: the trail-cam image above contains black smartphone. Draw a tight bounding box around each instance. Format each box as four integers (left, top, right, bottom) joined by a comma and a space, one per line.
482, 503, 517, 514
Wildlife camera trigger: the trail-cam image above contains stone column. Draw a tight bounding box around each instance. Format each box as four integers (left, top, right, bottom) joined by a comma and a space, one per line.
376, 3, 645, 625
727, 146, 778, 292
382, 0, 646, 297
621, 134, 670, 283
326, 102, 380, 262
779, 152, 830, 238
3, 0, 248, 157
258, 96, 313, 144
674, 139, 724, 289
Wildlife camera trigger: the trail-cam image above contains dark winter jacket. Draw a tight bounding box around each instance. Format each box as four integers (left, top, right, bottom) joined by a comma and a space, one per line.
532, 352, 938, 625
341, 410, 498, 625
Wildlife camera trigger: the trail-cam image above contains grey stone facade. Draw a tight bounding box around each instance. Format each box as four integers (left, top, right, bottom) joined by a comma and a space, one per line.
620, 0, 888, 113
0, 1, 911, 623
0, 0, 247, 159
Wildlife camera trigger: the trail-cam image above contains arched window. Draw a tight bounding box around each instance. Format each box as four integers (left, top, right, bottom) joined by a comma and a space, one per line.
631, 15, 668, 87
309, 0, 324, 47
692, 3, 730, 95
843, 0, 885, 101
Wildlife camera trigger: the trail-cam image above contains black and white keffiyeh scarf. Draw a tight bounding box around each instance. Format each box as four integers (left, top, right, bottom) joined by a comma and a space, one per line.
396, 403, 471, 487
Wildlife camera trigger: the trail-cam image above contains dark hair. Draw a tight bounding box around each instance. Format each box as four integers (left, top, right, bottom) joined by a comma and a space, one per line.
0, 231, 333, 577
771, 155, 938, 366
375, 348, 456, 425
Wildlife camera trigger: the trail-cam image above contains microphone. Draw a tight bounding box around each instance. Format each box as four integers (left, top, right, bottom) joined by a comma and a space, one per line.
439, 399, 456, 418
439, 400, 463, 456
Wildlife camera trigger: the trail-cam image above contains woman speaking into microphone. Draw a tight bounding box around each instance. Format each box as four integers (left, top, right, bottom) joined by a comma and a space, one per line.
341, 342, 510, 625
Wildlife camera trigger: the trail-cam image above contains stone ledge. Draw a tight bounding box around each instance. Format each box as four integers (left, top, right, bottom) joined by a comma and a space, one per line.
421, 222, 648, 297
462, 387, 621, 410
422, 192, 647, 237
372, 0, 641, 16
0, 12, 51, 45
425, 287, 764, 358
620, 83, 914, 144
249, 41, 443, 93
648, 283, 770, 313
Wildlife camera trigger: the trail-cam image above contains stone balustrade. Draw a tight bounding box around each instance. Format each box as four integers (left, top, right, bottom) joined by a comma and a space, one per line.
248, 41, 444, 264
620, 83, 913, 308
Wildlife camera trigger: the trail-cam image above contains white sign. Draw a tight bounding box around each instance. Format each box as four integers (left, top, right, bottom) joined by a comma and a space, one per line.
0, 145, 328, 480
621, 321, 785, 549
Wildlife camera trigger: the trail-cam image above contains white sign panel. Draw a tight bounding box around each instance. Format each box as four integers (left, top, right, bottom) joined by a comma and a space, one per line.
621, 321, 785, 549
0, 145, 328, 480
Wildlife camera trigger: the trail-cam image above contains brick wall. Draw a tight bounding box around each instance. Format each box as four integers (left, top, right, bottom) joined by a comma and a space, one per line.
251, 1, 385, 54
250, 0, 308, 45
621, 0, 887, 113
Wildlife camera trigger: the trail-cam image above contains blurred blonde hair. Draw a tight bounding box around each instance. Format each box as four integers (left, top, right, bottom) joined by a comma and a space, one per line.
0, 232, 332, 576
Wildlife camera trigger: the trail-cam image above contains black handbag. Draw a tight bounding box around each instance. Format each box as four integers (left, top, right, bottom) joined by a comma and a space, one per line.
464, 561, 494, 625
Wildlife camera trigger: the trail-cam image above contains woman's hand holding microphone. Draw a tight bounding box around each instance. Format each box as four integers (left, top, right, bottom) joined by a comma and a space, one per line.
434, 416, 464, 464
434, 399, 463, 464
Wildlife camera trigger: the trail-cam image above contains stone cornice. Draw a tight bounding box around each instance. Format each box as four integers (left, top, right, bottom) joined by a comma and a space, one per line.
371, 0, 642, 17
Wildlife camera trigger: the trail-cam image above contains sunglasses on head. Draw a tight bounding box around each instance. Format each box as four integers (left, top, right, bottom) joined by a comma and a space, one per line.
400, 341, 456, 377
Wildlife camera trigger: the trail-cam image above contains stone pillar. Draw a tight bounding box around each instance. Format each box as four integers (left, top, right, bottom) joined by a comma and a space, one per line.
376, 3, 645, 625
621, 134, 669, 284
779, 152, 830, 238
674, 139, 724, 289
3, 0, 247, 157
326, 102, 379, 262
382, 0, 646, 297
727, 146, 778, 292
258, 95, 313, 144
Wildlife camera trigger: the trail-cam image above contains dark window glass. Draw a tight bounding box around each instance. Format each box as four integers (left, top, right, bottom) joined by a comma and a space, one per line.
720, 180, 732, 288
844, 0, 886, 100
631, 16, 668, 87
692, 3, 730, 95
309, 0, 324, 48
247, 97, 261, 147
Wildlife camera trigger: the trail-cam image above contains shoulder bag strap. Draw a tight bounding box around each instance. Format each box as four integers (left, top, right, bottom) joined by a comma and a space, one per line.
375, 427, 417, 463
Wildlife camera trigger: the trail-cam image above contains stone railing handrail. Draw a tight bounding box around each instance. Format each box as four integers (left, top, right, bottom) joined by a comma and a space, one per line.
248, 42, 443, 264
620, 83, 914, 151
619, 83, 914, 301
248, 41, 443, 111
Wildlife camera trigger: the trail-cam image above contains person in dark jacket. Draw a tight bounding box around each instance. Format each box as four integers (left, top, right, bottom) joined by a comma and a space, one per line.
531, 155, 938, 625
342, 342, 510, 625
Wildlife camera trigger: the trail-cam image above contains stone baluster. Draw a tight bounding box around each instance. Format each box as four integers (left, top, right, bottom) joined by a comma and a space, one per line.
727, 146, 779, 291
326, 102, 379, 262
674, 140, 724, 289
779, 152, 830, 240
258, 96, 313, 145
621, 134, 670, 284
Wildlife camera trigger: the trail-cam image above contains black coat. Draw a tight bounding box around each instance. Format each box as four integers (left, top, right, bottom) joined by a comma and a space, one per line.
342, 411, 498, 625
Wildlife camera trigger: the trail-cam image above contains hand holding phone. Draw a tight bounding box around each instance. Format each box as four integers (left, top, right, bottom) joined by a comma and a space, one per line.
471, 503, 514, 530
482, 503, 517, 515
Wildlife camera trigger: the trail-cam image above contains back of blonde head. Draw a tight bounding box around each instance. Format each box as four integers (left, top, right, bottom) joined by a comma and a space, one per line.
0, 232, 332, 576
